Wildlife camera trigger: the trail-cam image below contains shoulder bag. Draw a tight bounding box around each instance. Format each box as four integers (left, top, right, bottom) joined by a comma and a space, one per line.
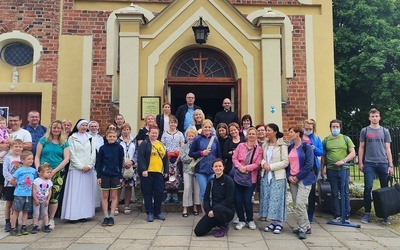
188, 136, 215, 172
233, 145, 257, 187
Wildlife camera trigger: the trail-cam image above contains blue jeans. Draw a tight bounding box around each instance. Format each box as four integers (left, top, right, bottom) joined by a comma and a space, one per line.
363, 163, 389, 213
326, 168, 351, 218
234, 183, 256, 222
195, 173, 214, 204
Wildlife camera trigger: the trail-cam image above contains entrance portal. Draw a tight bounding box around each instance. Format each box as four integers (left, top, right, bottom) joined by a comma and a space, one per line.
170, 85, 232, 121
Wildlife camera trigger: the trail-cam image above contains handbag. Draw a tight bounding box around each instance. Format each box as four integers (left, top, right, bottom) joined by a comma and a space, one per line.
165, 162, 180, 189
188, 136, 215, 172
123, 157, 134, 179
233, 145, 257, 187
372, 175, 400, 218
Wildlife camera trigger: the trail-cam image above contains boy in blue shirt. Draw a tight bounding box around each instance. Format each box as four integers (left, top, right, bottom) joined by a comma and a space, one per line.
9, 150, 37, 236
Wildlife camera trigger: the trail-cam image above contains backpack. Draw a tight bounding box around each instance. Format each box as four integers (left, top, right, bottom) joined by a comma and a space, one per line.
301, 143, 318, 175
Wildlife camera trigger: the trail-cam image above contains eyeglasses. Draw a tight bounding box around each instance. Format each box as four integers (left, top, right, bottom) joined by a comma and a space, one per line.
223, 103, 230, 104
186, 97, 195, 99
304, 128, 313, 131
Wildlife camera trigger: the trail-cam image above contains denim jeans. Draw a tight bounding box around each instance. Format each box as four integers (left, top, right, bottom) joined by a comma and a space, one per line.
326, 168, 351, 218
195, 173, 214, 204
234, 183, 256, 222
363, 163, 389, 213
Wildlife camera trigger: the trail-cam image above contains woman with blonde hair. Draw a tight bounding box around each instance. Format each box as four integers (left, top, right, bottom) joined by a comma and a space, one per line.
35, 120, 70, 229
302, 119, 323, 223
188, 109, 216, 136
180, 128, 200, 217
189, 119, 221, 214
136, 114, 156, 145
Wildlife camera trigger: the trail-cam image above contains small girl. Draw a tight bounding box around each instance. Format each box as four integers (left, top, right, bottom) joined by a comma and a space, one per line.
31, 163, 53, 234
0, 116, 10, 160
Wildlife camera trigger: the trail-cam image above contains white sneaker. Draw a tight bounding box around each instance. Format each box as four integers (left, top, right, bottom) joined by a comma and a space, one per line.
233, 217, 239, 224
49, 219, 55, 230
235, 221, 246, 230
248, 220, 256, 230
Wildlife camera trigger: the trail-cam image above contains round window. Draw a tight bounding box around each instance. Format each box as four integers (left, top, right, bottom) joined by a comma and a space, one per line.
1, 42, 34, 66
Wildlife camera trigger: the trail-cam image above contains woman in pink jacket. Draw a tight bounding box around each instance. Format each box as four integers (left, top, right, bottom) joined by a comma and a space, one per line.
232, 127, 263, 230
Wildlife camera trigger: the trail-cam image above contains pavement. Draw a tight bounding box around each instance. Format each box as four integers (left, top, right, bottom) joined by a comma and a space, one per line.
0, 199, 399, 250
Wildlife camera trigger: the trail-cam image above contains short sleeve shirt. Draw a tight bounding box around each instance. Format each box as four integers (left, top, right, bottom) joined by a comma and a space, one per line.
13, 167, 37, 196
324, 134, 355, 170
33, 177, 53, 202
38, 137, 70, 169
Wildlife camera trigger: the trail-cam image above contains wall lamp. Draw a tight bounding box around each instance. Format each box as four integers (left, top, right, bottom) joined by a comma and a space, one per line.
192, 17, 210, 44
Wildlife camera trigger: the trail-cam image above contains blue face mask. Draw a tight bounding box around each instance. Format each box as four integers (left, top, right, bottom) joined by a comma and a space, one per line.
304, 130, 313, 136
331, 129, 340, 136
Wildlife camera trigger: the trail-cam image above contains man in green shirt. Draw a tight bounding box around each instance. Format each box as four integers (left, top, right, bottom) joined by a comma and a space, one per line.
321, 119, 356, 223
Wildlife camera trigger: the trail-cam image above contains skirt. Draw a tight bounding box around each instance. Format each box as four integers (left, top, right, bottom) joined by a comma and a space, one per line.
259, 173, 287, 222
61, 169, 97, 220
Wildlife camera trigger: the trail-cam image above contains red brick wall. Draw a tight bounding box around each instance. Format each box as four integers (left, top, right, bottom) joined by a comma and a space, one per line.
0, 0, 60, 119
283, 15, 308, 133
63, 0, 113, 130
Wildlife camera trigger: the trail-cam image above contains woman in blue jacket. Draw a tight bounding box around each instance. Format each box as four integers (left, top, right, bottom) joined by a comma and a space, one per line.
287, 126, 316, 240
302, 119, 323, 223
189, 119, 221, 214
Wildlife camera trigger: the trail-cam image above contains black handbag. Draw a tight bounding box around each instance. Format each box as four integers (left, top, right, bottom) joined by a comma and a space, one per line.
372, 175, 400, 218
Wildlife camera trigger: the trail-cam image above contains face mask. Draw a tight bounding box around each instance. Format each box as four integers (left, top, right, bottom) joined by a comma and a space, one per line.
304, 130, 313, 136
243, 125, 250, 129
331, 129, 340, 136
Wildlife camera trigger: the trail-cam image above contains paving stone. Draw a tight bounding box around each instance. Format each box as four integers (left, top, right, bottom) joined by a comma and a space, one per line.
27, 237, 75, 249
342, 240, 386, 250
330, 231, 373, 241
266, 239, 309, 250
120, 228, 158, 240
108, 239, 152, 250
371, 236, 400, 248
0, 244, 29, 250
157, 226, 193, 236
190, 239, 229, 248
66, 243, 109, 250
152, 236, 190, 247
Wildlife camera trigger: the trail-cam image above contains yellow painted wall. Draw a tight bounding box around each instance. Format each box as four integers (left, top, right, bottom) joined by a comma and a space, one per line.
56, 35, 84, 122
0, 62, 33, 83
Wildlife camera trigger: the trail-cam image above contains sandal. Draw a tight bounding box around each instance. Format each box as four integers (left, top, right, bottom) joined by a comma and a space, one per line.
273, 225, 283, 234
258, 217, 267, 221
124, 207, 131, 215
182, 213, 188, 218
114, 208, 119, 216
193, 211, 199, 216
264, 223, 275, 232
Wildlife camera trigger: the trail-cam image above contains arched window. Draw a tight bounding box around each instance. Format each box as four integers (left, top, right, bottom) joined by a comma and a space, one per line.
169, 49, 234, 81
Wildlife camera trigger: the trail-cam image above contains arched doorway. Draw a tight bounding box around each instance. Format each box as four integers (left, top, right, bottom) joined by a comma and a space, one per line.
166, 49, 240, 121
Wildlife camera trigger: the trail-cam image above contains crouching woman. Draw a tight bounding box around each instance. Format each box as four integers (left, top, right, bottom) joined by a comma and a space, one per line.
194, 158, 235, 238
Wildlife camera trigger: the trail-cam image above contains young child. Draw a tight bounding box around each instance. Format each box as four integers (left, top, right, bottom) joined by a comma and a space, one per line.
95, 129, 124, 227
0, 116, 10, 160
31, 163, 53, 234
9, 150, 37, 236
2, 139, 23, 232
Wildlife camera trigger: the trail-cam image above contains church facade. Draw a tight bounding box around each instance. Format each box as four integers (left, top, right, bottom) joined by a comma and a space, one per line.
0, 0, 335, 136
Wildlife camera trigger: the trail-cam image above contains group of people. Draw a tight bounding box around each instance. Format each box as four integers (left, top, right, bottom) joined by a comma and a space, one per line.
0, 96, 394, 239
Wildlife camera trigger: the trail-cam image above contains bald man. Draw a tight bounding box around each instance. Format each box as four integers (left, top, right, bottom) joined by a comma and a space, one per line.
213, 98, 239, 128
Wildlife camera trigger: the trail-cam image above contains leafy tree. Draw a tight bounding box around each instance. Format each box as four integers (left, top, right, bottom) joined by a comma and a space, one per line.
333, 0, 400, 130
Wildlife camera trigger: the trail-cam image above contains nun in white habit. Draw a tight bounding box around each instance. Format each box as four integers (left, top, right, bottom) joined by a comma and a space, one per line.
61, 119, 97, 222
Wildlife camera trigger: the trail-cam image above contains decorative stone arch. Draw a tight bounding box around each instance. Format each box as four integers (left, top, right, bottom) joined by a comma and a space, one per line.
168, 48, 236, 82
0, 30, 43, 82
